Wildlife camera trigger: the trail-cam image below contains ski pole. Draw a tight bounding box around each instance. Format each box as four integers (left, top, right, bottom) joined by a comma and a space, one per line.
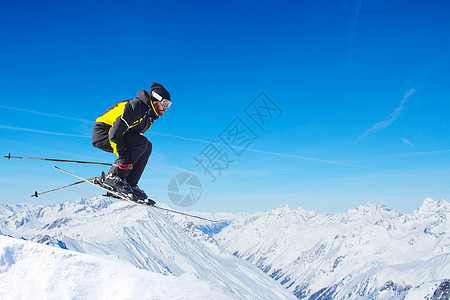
31, 176, 97, 197
4, 153, 112, 166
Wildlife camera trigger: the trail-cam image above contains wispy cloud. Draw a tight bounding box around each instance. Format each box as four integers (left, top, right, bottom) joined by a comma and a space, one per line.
396, 149, 450, 157
0, 105, 93, 124
153, 132, 384, 171
345, 0, 363, 64
3, 106, 381, 171
359, 88, 416, 140
0, 124, 91, 138
401, 138, 414, 146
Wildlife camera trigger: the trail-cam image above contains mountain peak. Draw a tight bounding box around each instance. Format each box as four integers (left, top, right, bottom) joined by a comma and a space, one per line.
347, 202, 381, 215
418, 198, 449, 213
272, 204, 292, 213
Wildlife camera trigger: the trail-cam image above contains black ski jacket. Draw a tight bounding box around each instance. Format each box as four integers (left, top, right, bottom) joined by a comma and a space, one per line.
92, 90, 159, 158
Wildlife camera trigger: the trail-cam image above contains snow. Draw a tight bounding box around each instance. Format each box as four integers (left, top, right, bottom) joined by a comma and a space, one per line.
0, 198, 296, 299
215, 198, 450, 299
1, 197, 449, 299
0, 235, 229, 300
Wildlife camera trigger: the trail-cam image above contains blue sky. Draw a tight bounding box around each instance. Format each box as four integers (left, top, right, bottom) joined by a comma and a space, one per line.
1, 0, 449, 213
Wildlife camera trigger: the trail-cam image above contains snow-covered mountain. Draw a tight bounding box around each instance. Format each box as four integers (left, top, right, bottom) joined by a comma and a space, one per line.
0, 199, 295, 299
0, 235, 228, 299
215, 198, 450, 299
1, 198, 449, 299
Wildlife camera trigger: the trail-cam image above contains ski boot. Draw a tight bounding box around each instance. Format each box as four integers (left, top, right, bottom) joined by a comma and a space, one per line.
130, 185, 156, 206
137, 198, 156, 206
130, 185, 147, 200
95, 172, 135, 200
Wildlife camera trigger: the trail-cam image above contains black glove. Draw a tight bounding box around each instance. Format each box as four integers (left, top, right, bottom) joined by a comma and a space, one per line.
114, 157, 133, 170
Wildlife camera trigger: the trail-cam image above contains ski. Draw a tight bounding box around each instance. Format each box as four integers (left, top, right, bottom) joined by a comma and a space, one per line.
53, 165, 220, 223
52, 165, 150, 206
150, 205, 221, 222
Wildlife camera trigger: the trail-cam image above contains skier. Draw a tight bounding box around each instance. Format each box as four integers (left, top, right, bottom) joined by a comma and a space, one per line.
91, 82, 171, 201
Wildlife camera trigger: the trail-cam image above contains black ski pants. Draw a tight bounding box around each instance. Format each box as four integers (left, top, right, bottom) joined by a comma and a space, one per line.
92, 132, 152, 186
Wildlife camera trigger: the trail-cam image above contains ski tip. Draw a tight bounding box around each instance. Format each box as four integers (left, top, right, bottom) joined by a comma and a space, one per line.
31, 191, 38, 198
4, 153, 11, 159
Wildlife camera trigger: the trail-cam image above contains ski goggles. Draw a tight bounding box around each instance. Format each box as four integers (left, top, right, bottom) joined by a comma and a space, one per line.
151, 91, 172, 109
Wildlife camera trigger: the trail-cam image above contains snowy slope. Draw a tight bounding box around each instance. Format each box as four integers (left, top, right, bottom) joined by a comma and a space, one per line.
2, 198, 449, 299
0, 235, 229, 299
0, 198, 295, 300
215, 198, 450, 299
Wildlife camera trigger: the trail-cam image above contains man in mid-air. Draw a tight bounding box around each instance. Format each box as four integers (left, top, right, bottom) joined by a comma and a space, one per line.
91, 82, 171, 204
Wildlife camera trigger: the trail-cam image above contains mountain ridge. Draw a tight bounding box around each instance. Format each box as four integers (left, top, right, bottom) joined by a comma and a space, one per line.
1, 198, 448, 299
215, 198, 450, 299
